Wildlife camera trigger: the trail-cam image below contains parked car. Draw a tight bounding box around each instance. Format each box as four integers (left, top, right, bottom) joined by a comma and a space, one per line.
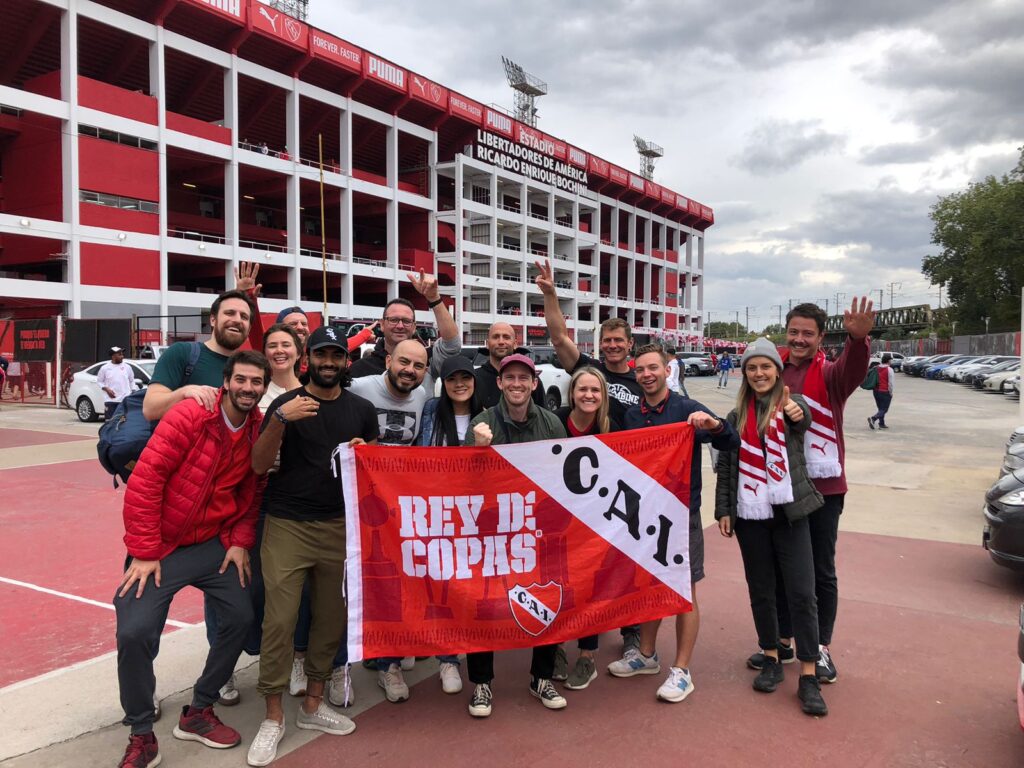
676, 352, 716, 376
1001, 443, 1024, 477
982, 367, 1020, 393
527, 345, 572, 409
967, 360, 1020, 387
942, 355, 1003, 382
1008, 375, 1021, 400
923, 355, 975, 379
904, 354, 956, 376
1017, 605, 1024, 731
68, 359, 156, 422
983, 462, 1024, 571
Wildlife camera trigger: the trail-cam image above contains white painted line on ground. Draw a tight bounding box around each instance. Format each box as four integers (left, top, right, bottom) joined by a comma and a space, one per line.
0, 575, 200, 629
0, 648, 119, 695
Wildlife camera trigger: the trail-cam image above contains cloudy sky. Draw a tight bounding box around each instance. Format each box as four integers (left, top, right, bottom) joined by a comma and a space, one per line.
312, 1, 1022, 331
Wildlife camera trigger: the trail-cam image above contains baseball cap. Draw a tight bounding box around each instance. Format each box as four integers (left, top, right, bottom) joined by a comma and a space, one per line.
499, 353, 536, 376
440, 355, 475, 380
306, 325, 347, 354
110, 346, 124, 354
276, 306, 307, 323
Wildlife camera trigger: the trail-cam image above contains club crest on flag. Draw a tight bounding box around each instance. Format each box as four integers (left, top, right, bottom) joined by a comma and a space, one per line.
507, 582, 562, 637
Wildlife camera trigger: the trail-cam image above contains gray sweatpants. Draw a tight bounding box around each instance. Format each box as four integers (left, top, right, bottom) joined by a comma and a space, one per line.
114, 537, 252, 734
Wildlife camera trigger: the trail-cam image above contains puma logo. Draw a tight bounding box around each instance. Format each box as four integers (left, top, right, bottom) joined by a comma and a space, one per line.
811, 442, 827, 455
743, 483, 759, 495
259, 6, 277, 31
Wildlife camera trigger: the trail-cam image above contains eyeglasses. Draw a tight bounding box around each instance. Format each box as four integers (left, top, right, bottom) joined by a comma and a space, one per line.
383, 317, 415, 326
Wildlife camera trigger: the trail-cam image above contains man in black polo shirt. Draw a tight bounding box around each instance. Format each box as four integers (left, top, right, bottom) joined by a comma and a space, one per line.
607, 343, 739, 705
535, 260, 642, 422
247, 326, 378, 767
473, 321, 545, 409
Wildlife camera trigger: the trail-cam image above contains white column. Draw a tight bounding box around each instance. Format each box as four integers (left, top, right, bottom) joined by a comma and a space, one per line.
151, 26, 169, 331
61, 4, 81, 319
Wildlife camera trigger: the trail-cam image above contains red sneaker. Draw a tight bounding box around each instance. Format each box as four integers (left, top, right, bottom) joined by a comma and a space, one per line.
171, 705, 241, 749
118, 733, 161, 768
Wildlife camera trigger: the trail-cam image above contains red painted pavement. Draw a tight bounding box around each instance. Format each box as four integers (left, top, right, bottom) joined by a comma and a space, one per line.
0, 429, 94, 449
273, 531, 1024, 768
0, 459, 203, 687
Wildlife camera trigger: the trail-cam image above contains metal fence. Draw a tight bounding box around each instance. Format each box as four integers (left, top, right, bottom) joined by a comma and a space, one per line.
871, 331, 1021, 357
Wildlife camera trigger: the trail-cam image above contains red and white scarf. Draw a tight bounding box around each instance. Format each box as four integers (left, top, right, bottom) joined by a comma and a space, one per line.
737, 398, 793, 520
781, 349, 841, 479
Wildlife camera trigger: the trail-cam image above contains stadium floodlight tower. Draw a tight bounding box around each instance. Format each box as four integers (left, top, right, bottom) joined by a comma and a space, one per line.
502, 56, 547, 127
634, 136, 664, 180
267, 0, 308, 20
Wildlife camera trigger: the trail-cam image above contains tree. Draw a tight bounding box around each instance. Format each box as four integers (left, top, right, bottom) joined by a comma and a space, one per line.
706, 320, 747, 338
923, 147, 1024, 334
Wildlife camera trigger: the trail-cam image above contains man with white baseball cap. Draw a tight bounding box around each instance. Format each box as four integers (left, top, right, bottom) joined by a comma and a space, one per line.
96, 346, 138, 420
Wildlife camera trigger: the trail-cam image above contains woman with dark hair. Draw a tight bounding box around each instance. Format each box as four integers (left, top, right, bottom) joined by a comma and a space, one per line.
258, 323, 302, 413
417, 356, 483, 446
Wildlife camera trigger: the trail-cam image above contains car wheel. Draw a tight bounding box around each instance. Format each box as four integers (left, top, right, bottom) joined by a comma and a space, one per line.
687, 365, 699, 376
545, 389, 561, 410
76, 396, 99, 422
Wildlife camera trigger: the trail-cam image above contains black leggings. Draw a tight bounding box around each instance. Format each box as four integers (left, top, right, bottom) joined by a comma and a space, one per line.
735, 509, 819, 663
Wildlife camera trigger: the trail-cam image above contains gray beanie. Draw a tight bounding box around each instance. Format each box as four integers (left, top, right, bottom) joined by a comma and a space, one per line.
740, 337, 783, 371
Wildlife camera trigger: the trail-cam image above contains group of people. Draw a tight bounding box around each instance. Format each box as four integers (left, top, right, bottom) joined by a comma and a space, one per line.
111, 259, 873, 768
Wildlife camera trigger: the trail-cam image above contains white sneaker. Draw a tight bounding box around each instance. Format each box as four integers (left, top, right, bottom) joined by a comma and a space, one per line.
656, 667, 695, 703
328, 664, 355, 708
400, 656, 415, 671
296, 701, 356, 735
247, 719, 284, 767
218, 675, 240, 706
607, 648, 661, 678
439, 662, 463, 694
378, 663, 410, 702
288, 657, 308, 697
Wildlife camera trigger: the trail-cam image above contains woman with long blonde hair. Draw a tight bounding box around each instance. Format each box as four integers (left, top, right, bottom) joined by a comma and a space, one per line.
551, 366, 619, 690
714, 338, 828, 716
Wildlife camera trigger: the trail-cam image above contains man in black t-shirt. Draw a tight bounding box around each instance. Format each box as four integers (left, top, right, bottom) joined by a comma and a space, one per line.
473, 321, 546, 409
247, 326, 377, 766
535, 260, 643, 423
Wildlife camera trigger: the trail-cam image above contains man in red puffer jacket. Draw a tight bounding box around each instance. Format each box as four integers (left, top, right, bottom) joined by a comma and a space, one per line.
114, 350, 269, 768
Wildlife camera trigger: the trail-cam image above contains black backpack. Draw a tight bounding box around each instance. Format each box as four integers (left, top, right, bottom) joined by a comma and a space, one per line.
97, 342, 203, 487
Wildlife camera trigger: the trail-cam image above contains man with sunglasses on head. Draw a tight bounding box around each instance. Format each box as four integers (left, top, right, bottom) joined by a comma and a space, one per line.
349, 270, 461, 392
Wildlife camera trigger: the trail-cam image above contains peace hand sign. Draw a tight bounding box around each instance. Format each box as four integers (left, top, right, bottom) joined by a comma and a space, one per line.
234, 261, 262, 297
407, 269, 440, 302
534, 259, 556, 296
843, 296, 875, 340
780, 385, 803, 422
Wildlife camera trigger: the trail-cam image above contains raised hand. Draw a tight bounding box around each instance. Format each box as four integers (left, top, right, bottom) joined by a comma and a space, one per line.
473, 422, 493, 447
780, 385, 803, 422
407, 269, 440, 302
534, 259, 556, 296
234, 261, 262, 297
843, 296, 875, 339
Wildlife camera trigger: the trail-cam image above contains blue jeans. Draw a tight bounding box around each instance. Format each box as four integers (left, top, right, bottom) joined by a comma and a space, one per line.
872, 391, 892, 426
718, 369, 730, 386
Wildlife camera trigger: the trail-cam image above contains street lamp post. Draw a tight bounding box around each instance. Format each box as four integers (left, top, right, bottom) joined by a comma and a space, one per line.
983, 316, 991, 335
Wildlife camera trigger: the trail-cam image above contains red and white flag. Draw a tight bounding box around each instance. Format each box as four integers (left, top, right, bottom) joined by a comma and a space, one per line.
339, 424, 694, 660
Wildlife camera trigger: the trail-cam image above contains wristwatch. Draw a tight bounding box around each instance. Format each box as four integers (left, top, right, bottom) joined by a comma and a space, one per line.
273, 406, 288, 424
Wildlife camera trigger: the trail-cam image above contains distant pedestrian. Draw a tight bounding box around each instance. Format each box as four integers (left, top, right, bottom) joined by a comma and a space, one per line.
717, 352, 733, 388
96, 346, 138, 420
865, 354, 894, 430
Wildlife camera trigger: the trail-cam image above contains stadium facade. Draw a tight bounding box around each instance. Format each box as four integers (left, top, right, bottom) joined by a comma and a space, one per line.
0, 0, 712, 347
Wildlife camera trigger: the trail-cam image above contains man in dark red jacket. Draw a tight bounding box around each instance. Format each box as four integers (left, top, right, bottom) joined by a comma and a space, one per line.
113, 350, 270, 768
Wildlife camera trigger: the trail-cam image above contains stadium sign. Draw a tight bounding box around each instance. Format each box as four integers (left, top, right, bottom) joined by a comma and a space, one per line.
474, 130, 590, 195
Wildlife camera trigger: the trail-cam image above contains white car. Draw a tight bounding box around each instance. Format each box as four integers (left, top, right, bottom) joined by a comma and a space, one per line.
869, 351, 905, 369
982, 368, 1020, 393
68, 359, 156, 422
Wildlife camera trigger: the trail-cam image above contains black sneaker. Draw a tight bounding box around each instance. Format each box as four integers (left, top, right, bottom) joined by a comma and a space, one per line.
878, 423, 889, 430
867, 416, 876, 430
468, 683, 492, 718
752, 656, 784, 693
529, 677, 567, 710
798, 674, 829, 716
552, 645, 569, 682
816, 645, 837, 683
747, 642, 795, 670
